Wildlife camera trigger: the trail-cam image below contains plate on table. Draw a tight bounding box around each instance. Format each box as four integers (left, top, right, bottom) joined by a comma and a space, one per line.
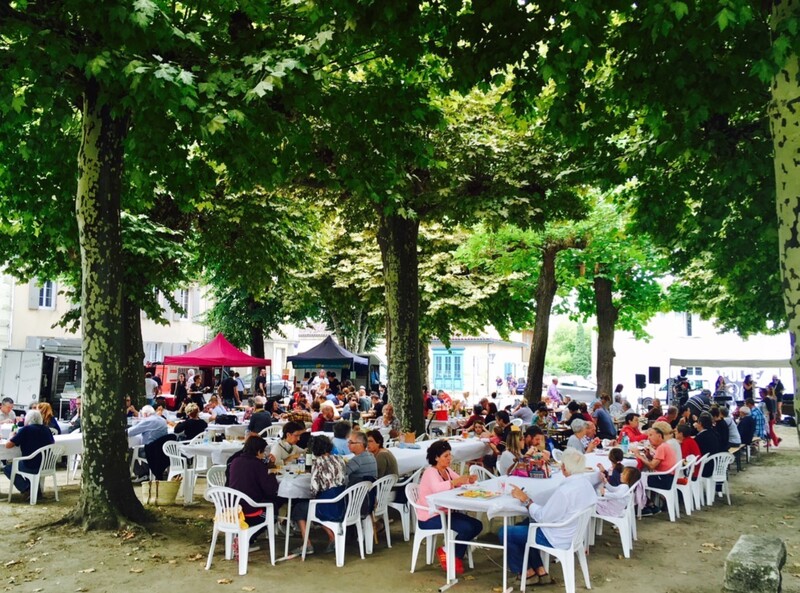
458, 489, 501, 499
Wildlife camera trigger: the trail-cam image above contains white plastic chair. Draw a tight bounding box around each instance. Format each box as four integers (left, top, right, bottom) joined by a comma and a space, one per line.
206, 465, 227, 488
186, 431, 211, 474
591, 490, 636, 558
387, 467, 424, 542
6, 444, 64, 505
204, 486, 276, 574
468, 465, 496, 481
551, 449, 563, 463
258, 425, 283, 439
364, 474, 398, 553
642, 459, 683, 521
520, 506, 594, 593
676, 454, 698, 516
687, 453, 708, 509
164, 440, 188, 481
416, 433, 430, 442
511, 418, 524, 427
406, 483, 473, 573
302, 481, 372, 567
703, 452, 735, 506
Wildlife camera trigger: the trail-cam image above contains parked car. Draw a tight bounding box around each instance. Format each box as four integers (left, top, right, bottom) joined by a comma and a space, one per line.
557, 376, 597, 403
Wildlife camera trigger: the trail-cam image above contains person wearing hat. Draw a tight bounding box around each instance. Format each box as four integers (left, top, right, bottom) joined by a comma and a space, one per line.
634, 421, 678, 516
619, 412, 649, 443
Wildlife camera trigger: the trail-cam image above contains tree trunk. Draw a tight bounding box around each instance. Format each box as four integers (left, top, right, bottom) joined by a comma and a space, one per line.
71, 84, 146, 529
524, 246, 558, 405
769, 0, 800, 439
419, 334, 430, 393
377, 213, 423, 433
594, 275, 618, 399
121, 295, 145, 410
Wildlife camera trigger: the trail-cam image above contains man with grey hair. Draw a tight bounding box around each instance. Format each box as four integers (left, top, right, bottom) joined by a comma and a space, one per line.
127, 405, 171, 480
498, 447, 598, 583
247, 396, 272, 436
0, 397, 16, 424
566, 419, 599, 453
345, 430, 377, 486
737, 405, 756, 446
3, 409, 55, 496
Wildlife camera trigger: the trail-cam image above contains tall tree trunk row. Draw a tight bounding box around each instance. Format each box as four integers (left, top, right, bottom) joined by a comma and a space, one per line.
524, 245, 558, 405
593, 275, 618, 399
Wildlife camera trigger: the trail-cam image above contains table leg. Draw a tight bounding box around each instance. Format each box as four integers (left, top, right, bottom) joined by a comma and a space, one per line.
438, 508, 458, 592
502, 516, 511, 593
275, 498, 294, 562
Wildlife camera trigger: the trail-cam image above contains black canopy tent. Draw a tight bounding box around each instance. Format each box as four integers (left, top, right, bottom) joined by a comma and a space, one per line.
287, 335, 368, 370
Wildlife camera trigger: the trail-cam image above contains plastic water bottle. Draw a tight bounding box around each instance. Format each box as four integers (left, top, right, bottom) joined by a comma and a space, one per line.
621, 434, 629, 454
203, 431, 209, 445
305, 452, 313, 468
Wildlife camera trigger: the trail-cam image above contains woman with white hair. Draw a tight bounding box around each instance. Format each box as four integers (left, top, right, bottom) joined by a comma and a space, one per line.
566, 419, 590, 453
3, 409, 55, 496
498, 448, 598, 584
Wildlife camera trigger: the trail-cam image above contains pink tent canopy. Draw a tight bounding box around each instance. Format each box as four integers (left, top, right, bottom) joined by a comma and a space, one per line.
163, 333, 271, 367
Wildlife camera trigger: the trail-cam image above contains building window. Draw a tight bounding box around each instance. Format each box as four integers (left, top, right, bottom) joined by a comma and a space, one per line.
39, 281, 55, 309
685, 313, 693, 337
146, 343, 163, 364
179, 344, 189, 354
178, 289, 190, 319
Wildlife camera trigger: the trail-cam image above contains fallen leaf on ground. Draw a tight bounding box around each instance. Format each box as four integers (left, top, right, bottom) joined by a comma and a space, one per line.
13, 524, 25, 529
75, 588, 88, 592
791, 573, 800, 578
151, 553, 161, 559
78, 568, 96, 574
130, 568, 143, 574
462, 576, 475, 581
4, 561, 19, 568
33, 588, 43, 592
168, 560, 177, 565
701, 543, 717, 548
242, 587, 255, 592
28, 558, 38, 563
188, 554, 203, 561
217, 579, 232, 585
699, 549, 714, 554
784, 515, 796, 519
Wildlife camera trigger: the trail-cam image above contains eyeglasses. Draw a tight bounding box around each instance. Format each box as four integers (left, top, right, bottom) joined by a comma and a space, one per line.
347, 440, 362, 445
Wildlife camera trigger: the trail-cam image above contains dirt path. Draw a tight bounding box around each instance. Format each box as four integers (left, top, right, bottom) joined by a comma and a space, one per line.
3, 426, 800, 593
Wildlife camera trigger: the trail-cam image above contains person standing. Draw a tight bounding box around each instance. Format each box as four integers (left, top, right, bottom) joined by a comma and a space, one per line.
174, 372, 188, 409
219, 372, 240, 408
255, 368, 267, 397
546, 378, 562, 404
144, 372, 158, 404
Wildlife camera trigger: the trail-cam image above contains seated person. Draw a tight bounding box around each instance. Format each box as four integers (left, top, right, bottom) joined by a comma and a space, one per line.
68, 396, 82, 433
595, 466, 642, 517
737, 405, 756, 446
290, 435, 347, 556
523, 425, 554, 461
0, 397, 17, 424
511, 400, 534, 425
3, 409, 55, 496
312, 404, 335, 432
173, 403, 208, 440
269, 421, 306, 466
124, 396, 139, 418
417, 440, 480, 575
227, 436, 284, 551
633, 423, 678, 516
373, 404, 401, 438
331, 421, 352, 456
366, 430, 398, 478
247, 396, 273, 436
498, 448, 598, 583
595, 448, 625, 486
460, 405, 484, 430
37, 402, 61, 435
533, 404, 555, 429
340, 400, 361, 423
203, 395, 228, 421
592, 401, 617, 440
619, 413, 649, 443
345, 431, 377, 485
566, 419, 598, 453
497, 426, 525, 475
127, 405, 172, 479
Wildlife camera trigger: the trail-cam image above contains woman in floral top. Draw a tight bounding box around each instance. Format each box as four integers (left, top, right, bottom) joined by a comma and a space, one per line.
290, 435, 346, 555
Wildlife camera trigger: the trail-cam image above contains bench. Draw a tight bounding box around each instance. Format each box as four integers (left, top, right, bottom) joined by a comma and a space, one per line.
724, 535, 786, 593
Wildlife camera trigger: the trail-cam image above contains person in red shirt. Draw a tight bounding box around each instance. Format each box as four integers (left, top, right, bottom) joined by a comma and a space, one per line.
675, 424, 702, 477
619, 413, 649, 443
311, 404, 334, 432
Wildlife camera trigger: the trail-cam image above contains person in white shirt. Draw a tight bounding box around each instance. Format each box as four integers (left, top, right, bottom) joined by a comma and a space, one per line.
498, 448, 598, 583
0, 397, 17, 424
269, 421, 306, 465
144, 372, 158, 403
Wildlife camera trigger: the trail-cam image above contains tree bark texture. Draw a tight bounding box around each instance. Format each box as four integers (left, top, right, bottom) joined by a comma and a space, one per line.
121, 295, 145, 409
769, 0, 800, 438
72, 85, 146, 529
524, 246, 558, 405
419, 335, 431, 393
594, 275, 618, 399
377, 213, 423, 433
247, 295, 267, 390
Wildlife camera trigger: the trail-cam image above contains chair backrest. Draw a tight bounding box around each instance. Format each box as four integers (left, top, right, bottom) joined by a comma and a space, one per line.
661, 459, 683, 488
371, 474, 398, 515
709, 452, 735, 479
33, 444, 64, 475
485, 421, 497, 432
259, 425, 283, 439
205, 486, 245, 533
569, 507, 595, 551
415, 433, 429, 442
341, 481, 372, 527
207, 465, 227, 488
469, 465, 496, 481
188, 431, 208, 445
511, 418, 524, 427
682, 454, 698, 477
163, 440, 184, 460
692, 453, 710, 477
405, 483, 424, 515
551, 449, 563, 463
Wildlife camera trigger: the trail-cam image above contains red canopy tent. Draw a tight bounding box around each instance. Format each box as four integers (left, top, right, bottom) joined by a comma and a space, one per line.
163, 333, 272, 367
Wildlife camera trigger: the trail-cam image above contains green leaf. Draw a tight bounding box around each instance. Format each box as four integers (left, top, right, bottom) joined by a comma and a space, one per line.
670, 2, 688, 21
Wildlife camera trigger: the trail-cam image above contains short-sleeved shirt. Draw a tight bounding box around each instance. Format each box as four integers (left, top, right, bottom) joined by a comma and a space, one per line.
374, 448, 399, 478
10, 424, 55, 471
653, 441, 678, 473
346, 451, 378, 486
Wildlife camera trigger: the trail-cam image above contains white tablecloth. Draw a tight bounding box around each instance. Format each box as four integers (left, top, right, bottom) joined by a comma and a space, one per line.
0, 432, 138, 461
388, 438, 490, 475
180, 441, 243, 465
